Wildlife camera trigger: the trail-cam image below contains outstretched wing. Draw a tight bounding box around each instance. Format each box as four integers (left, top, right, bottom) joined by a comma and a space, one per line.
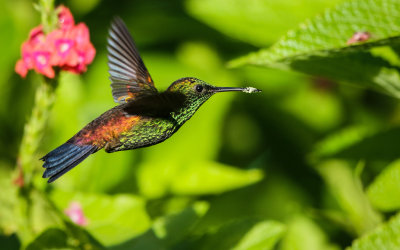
108, 17, 157, 103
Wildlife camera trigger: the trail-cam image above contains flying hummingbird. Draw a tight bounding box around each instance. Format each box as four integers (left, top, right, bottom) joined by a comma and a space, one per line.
41, 18, 261, 183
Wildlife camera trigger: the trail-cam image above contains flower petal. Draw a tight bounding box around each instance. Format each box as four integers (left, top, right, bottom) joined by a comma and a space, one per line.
57, 5, 75, 30
15, 59, 28, 78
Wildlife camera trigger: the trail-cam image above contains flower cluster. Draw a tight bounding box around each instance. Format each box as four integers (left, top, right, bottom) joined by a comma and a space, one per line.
15, 6, 96, 78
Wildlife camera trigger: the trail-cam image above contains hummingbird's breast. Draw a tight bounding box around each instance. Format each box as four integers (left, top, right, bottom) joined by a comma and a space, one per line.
104, 116, 179, 152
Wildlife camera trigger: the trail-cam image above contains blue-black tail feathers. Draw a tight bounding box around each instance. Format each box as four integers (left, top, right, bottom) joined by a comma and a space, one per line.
41, 143, 97, 183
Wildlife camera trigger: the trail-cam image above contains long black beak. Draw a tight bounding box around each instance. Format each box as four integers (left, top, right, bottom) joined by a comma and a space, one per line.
212, 86, 261, 93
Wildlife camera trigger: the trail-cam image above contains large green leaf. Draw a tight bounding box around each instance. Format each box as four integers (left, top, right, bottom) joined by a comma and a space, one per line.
280, 215, 339, 250
348, 213, 400, 250
137, 160, 263, 198
110, 201, 209, 250
310, 125, 378, 161
179, 219, 285, 250
50, 190, 151, 246
230, 0, 400, 98
317, 160, 382, 235
153, 201, 209, 247
313, 127, 400, 162
232, 220, 286, 250
185, 0, 344, 46
26, 226, 103, 250
0, 167, 19, 236
367, 159, 400, 211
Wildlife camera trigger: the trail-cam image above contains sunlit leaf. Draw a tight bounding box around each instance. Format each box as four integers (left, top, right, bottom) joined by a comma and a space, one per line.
231, 0, 400, 98
367, 159, 400, 211
193, 176, 310, 235
317, 160, 382, 235
0, 167, 19, 235
348, 213, 400, 250
180, 219, 284, 250
310, 125, 378, 161
50, 190, 151, 246
153, 201, 209, 247
280, 215, 339, 250
25, 228, 69, 250
25, 225, 103, 250
233, 220, 286, 250
137, 160, 263, 198
316, 127, 400, 162
186, 0, 344, 46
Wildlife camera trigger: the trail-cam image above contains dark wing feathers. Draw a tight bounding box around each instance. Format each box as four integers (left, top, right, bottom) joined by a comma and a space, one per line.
108, 17, 157, 103
123, 91, 187, 118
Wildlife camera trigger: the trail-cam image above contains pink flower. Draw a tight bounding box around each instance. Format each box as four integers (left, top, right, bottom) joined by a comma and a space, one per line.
15, 59, 28, 78
61, 23, 96, 73
47, 29, 79, 66
28, 25, 46, 45
15, 5, 95, 78
17, 27, 56, 78
57, 5, 75, 30
64, 201, 88, 226
347, 31, 371, 45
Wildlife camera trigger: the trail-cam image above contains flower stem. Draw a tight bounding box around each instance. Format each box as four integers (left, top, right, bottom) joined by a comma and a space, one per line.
38, 0, 58, 34
15, 77, 58, 187
14, 0, 60, 187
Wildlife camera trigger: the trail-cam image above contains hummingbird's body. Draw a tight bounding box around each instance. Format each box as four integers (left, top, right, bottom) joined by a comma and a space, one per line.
41, 18, 260, 183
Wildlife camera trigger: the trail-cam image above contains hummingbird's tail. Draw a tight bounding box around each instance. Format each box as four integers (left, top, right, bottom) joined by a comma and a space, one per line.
41, 143, 98, 183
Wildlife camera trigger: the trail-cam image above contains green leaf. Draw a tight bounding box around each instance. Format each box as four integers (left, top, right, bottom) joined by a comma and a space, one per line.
137, 160, 263, 198
180, 219, 285, 250
0, 167, 19, 235
185, 0, 344, 46
0, 166, 66, 245
317, 160, 382, 235
192, 175, 310, 234
110, 201, 209, 250
0, 233, 20, 250
25, 225, 104, 250
50, 190, 151, 246
153, 201, 209, 247
108, 230, 163, 250
318, 127, 400, 162
232, 220, 286, 250
367, 159, 400, 211
280, 215, 339, 250
25, 228, 69, 250
348, 213, 400, 250
310, 125, 378, 161
230, 0, 400, 98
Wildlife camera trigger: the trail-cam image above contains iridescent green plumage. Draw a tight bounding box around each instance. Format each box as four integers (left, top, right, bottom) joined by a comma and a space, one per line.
40, 18, 260, 183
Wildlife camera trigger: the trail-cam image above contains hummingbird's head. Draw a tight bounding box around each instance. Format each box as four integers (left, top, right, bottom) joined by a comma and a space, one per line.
167, 77, 261, 101
167, 77, 261, 124
167, 77, 215, 102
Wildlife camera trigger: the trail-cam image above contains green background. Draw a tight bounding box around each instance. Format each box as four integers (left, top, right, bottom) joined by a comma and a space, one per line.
2, 0, 400, 249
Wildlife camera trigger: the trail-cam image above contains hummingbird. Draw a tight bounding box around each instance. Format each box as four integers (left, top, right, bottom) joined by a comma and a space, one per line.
41, 17, 261, 183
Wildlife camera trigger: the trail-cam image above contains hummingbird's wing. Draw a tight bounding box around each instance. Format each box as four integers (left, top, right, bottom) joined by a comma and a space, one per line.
108, 17, 157, 104
123, 91, 187, 118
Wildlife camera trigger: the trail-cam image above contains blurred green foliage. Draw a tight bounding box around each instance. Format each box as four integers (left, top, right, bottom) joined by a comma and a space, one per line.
3, 0, 400, 249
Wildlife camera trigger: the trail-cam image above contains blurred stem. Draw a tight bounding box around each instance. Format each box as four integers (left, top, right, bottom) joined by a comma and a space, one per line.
14, 0, 59, 188
37, 0, 58, 34
16, 77, 58, 187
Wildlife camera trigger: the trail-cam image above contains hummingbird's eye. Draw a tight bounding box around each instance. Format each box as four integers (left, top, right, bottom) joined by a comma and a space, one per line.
195, 85, 204, 93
